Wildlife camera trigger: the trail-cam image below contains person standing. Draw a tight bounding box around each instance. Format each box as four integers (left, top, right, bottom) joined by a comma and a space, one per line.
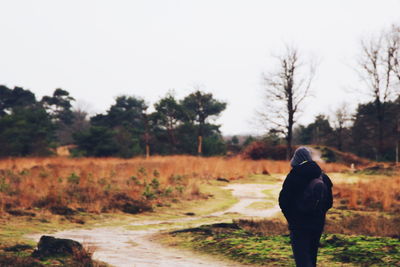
279, 147, 333, 267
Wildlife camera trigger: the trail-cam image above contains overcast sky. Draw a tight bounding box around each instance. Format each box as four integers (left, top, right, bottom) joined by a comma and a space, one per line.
1, 0, 400, 135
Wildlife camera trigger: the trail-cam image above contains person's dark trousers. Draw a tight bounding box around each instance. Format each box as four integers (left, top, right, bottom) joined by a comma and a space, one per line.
290, 228, 323, 267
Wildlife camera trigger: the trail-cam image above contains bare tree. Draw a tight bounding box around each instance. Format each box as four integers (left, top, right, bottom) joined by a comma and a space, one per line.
358, 25, 400, 159
259, 46, 315, 159
387, 25, 400, 165
388, 25, 400, 83
56, 108, 90, 145
331, 103, 351, 151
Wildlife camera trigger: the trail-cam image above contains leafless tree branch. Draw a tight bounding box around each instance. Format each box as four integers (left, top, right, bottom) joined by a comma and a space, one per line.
258, 45, 315, 158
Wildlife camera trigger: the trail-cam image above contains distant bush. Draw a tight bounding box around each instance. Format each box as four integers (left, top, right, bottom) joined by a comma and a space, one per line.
241, 141, 288, 160
312, 145, 370, 165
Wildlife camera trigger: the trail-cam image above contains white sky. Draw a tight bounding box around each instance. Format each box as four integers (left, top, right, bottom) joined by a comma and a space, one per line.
1, 0, 400, 135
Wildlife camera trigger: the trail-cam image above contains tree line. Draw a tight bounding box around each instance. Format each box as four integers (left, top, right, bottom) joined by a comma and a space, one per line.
1, 25, 399, 161
259, 24, 400, 161
291, 96, 400, 161
1, 82, 399, 161
0, 86, 227, 158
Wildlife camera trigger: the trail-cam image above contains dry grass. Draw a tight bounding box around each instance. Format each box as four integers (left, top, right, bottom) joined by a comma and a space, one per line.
235, 218, 289, 236
333, 176, 400, 212
325, 209, 400, 237
235, 210, 400, 238
0, 156, 349, 176
0, 156, 348, 215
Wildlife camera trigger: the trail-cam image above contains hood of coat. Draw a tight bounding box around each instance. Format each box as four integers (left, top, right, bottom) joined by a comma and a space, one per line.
291, 161, 322, 183
290, 146, 313, 167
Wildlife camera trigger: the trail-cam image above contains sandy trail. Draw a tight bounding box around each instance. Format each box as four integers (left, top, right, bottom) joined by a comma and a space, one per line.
28, 183, 282, 267
45, 228, 237, 267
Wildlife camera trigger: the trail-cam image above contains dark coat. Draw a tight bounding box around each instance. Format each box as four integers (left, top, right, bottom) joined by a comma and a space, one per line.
279, 161, 333, 231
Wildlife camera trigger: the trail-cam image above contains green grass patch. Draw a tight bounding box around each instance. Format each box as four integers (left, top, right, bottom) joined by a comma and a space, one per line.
163, 223, 400, 267
321, 234, 400, 266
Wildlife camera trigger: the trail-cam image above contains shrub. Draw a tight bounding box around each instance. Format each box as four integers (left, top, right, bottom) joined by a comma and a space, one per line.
242, 142, 288, 160
67, 172, 80, 184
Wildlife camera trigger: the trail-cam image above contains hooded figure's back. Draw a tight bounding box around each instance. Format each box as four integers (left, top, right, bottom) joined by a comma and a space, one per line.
279, 148, 333, 231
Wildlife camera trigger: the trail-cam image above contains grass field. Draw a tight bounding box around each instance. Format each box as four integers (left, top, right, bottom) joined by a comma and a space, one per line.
1, 156, 398, 266
0, 156, 349, 215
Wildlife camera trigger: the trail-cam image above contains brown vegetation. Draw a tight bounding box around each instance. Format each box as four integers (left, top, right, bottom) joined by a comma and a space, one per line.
0, 156, 348, 215
241, 142, 288, 160
235, 209, 400, 238
333, 175, 400, 212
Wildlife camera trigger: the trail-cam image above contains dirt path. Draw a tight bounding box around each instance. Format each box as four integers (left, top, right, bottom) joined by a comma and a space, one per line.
211, 183, 281, 217
28, 183, 282, 267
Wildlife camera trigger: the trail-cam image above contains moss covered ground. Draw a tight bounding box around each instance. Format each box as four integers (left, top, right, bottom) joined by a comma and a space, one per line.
163, 223, 400, 267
